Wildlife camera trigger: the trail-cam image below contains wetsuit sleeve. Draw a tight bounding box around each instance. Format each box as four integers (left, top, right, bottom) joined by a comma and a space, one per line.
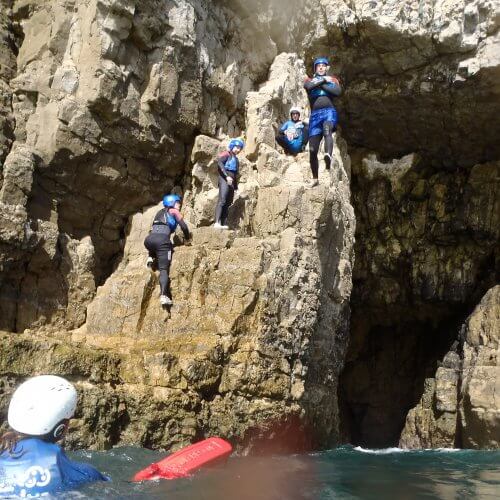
217, 152, 231, 179
57, 449, 109, 487
304, 77, 325, 91
321, 82, 341, 96
321, 76, 342, 96
171, 209, 191, 239
279, 121, 289, 133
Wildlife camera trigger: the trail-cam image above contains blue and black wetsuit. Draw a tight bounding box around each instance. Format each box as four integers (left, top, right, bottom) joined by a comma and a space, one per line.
0, 438, 107, 498
215, 151, 239, 226
144, 208, 190, 297
304, 75, 341, 179
276, 120, 309, 155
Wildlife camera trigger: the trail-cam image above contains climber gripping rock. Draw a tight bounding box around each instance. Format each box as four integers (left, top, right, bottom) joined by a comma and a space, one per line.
214, 138, 244, 230
276, 107, 309, 155
304, 57, 341, 188
144, 194, 191, 306
0, 376, 108, 498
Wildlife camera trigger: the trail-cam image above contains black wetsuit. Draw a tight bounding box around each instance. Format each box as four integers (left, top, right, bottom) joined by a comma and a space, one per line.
304, 75, 342, 178
144, 208, 190, 297
215, 151, 239, 225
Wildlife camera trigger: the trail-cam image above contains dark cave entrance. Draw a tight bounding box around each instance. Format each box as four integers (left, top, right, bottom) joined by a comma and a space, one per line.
337, 155, 498, 448
339, 306, 465, 448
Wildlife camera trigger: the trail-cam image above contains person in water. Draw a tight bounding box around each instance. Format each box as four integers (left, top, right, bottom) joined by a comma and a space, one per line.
303, 57, 342, 188
214, 138, 244, 230
275, 107, 309, 155
144, 193, 191, 306
0, 375, 107, 498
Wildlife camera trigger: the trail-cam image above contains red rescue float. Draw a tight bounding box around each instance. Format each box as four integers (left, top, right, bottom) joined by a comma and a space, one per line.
132, 437, 233, 481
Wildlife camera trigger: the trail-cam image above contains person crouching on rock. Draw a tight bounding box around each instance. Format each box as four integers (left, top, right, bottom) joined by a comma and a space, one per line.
144, 194, 191, 306
303, 57, 342, 188
214, 138, 244, 230
276, 107, 309, 155
0, 375, 108, 498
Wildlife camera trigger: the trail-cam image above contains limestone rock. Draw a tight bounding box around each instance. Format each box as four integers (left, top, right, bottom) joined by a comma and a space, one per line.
400, 286, 500, 449
0, 0, 499, 453
459, 286, 500, 448
245, 52, 308, 159
80, 119, 354, 449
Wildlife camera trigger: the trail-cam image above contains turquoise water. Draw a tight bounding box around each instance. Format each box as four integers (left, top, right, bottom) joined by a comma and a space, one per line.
65, 446, 499, 499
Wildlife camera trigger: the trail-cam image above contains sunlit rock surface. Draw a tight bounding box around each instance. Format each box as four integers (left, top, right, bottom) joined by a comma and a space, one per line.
0, 0, 498, 450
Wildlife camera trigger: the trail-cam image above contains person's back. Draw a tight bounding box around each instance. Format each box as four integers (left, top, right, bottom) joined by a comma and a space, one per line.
0, 375, 107, 497
0, 437, 105, 497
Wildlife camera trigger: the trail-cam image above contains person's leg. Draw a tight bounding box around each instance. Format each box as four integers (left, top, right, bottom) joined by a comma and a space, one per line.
159, 269, 169, 295
308, 134, 321, 181
276, 134, 289, 151
221, 182, 235, 226
144, 234, 158, 266
215, 175, 229, 224
323, 121, 334, 169
156, 240, 173, 300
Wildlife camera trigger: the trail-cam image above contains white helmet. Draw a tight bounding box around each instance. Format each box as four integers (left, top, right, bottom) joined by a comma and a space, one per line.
290, 106, 302, 116
8, 375, 77, 437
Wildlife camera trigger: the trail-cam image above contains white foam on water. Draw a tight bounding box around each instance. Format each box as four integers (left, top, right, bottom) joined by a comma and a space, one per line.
353, 446, 409, 455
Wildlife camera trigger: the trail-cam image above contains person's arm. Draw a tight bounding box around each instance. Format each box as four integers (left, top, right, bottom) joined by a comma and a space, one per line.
171, 209, 191, 240
304, 76, 326, 91
233, 158, 239, 191
57, 448, 109, 487
321, 76, 342, 96
279, 121, 289, 133
217, 152, 230, 179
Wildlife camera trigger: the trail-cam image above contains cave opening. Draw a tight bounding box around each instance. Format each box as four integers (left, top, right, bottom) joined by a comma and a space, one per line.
339, 305, 467, 448
338, 152, 498, 448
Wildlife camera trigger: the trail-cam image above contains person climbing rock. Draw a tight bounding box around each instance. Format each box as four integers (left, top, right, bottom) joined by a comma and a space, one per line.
214, 138, 244, 230
275, 107, 309, 155
304, 57, 341, 188
0, 375, 108, 498
144, 193, 191, 306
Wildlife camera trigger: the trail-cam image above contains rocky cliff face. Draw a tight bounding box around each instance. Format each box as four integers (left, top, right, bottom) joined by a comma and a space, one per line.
0, 0, 499, 451
400, 285, 499, 449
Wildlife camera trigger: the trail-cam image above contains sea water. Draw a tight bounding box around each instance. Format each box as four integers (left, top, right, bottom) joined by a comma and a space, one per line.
64, 445, 499, 499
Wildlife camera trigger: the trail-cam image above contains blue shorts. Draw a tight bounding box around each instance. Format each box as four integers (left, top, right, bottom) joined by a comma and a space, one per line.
309, 107, 338, 137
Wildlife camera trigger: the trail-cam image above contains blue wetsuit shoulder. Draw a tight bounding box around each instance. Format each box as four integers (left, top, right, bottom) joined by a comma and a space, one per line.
57, 448, 108, 487
0, 438, 107, 498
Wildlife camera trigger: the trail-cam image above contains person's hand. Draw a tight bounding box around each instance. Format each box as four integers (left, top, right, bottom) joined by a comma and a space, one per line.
226, 176, 234, 186
312, 76, 325, 85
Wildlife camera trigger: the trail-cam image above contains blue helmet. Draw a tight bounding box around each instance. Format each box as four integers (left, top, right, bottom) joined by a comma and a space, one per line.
313, 57, 330, 71
228, 138, 245, 151
163, 194, 181, 208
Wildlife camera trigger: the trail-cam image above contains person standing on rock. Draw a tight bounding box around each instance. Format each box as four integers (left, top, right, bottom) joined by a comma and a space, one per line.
214, 138, 244, 230
144, 194, 191, 306
275, 107, 309, 155
0, 375, 108, 498
304, 57, 342, 188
